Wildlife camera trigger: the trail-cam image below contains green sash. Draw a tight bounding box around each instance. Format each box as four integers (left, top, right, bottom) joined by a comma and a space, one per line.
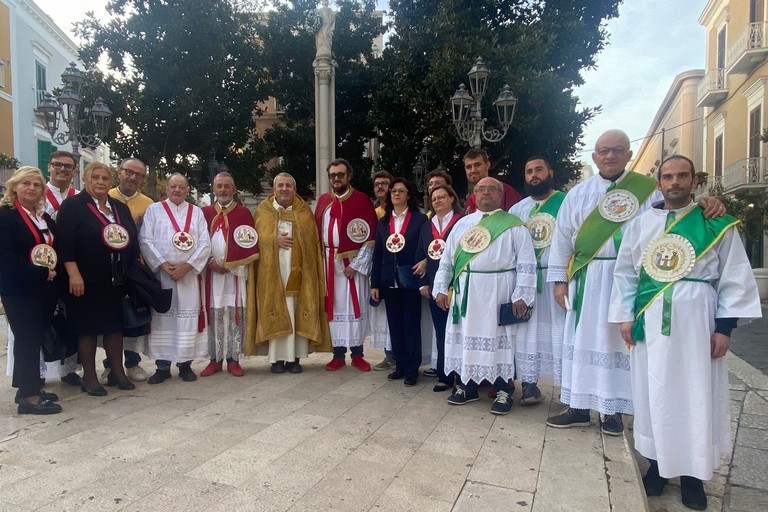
451, 211, 524, 323
631, 206, 740, 341
569, 172, 657, 280
528, 191, 566, 293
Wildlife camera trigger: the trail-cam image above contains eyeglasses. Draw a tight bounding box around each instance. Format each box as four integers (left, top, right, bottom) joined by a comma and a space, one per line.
120, 168, 146, 179
475, 185, 501, 193
50, 161, 75, 171
596, 146, 627, 157
373, 181, 389, 188
328, 172, 347, 180
390, 188, 408, 194
431, 195, 449, 203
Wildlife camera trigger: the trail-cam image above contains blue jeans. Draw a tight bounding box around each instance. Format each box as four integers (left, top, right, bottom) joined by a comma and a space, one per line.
332, 345, 363, 358
103, 350, 141, 369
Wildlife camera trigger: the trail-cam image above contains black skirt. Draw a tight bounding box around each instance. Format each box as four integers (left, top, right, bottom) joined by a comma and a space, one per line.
65, 283, 124, 336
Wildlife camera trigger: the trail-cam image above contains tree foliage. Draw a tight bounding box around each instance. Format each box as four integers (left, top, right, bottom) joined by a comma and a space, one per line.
371, 0, 622, 197
76, 0, 267, 197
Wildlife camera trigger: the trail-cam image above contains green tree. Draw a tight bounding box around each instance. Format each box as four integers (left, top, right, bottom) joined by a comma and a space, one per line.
76, 0, 268, 197
371, 0, 622, 197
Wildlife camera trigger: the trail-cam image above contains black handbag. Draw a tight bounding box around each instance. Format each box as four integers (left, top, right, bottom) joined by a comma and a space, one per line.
498, 302, 533, 326
122, 292, 151, 337
395, 264, 419, 290
41, 302, 78, 362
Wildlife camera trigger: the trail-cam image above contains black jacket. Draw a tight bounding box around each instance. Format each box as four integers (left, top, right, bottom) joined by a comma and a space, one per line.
371, 209, 428, 289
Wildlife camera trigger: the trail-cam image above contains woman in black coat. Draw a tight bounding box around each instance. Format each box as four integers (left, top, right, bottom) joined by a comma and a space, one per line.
0, 167, 62, 414
57, 162, 139, 395
415, 184, 463, 392
370, 178, 428, 387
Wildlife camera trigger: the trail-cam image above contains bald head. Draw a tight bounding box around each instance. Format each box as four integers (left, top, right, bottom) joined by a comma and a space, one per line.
475, 177, 504, 212
167, 173, 190, 205
592, 129, 633, 178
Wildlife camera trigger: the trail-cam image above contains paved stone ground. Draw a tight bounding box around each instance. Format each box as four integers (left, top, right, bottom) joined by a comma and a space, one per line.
0, 314, 645, 512
633, 306, 768, 512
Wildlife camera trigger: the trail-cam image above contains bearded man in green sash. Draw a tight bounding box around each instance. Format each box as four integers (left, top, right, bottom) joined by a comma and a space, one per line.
545, 129, 725, 436
433, 177, 537, 415
609, 155, 761, 510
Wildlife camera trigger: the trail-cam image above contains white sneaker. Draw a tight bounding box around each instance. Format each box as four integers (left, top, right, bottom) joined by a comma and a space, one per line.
126, 365, 149, 382
99, 367, 111, 385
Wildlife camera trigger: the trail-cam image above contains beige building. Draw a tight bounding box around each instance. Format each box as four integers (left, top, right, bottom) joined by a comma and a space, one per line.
698, 0, 768, 267
630, 70, 705, 178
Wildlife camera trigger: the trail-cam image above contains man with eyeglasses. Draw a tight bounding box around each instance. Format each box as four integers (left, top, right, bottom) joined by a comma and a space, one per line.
545, 129, 725, 436
99, 158, 155, 384
314, 159, 378, 371
463, 148, 521, 214
370, 169, 396, 371
433, 177, 536, 415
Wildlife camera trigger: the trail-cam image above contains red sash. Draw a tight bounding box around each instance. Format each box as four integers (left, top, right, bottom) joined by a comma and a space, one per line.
387, 210, 412, 251
430, 213, 460, 240
45, 186, 75, 211
161, 200, 193, 235
15, 200, 52, 246
325, 198, 361, 321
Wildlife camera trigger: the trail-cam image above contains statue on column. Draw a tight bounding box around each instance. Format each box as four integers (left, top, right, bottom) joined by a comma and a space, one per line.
316, 0, 335, 58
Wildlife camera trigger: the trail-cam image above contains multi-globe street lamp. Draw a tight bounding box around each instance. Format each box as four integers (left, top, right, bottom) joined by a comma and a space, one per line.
35, 62, 112, 161
450, 57, 518, 148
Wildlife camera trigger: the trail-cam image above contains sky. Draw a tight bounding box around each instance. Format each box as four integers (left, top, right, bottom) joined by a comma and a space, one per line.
34, 0, 711, 162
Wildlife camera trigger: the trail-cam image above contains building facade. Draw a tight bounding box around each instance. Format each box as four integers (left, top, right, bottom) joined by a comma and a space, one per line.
698, 0, 768, 267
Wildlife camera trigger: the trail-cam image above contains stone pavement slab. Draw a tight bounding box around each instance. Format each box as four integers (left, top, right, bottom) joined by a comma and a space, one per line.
0, 314, 645, 511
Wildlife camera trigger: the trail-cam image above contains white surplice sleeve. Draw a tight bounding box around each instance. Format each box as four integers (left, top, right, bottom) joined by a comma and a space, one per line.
714, 227, 763, 322
608, 216, 643, 324
547, 193, 576, 283
511, 226, 537, 306
349, 244, 373, 276
139, 203, 166, 272
187, 207, 212, 274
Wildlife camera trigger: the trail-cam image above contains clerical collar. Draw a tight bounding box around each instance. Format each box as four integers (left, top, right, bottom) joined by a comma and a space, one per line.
116, 187, 139, 201
599, 170, 625, 182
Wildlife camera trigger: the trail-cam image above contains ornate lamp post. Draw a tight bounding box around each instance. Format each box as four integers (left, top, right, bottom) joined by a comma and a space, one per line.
450, 57, 518, 148
412, 146, 432, 208
35, 62, 112, 161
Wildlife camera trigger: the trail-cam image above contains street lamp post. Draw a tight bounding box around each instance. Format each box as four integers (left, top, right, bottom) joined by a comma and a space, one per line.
35, 62, 112, 162
412, 146, 432, 208
450, 57, 518, 148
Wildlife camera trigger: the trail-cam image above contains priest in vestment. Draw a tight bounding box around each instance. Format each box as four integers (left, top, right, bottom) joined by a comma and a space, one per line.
610, 155, 761, 510
200, 173, 259, 377
245, 173, 331, 372
314, 159, 378, 371
433, 177, 536, 415
509, 156, 566, 404
139, 173, 211, 384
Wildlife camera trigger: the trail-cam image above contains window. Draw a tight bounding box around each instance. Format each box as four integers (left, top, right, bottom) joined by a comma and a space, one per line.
0, 59, 6, 89
714, 135, 723, 178
749, 106, 762, 159
37, 140, 57, 178
35, 61, 46, 106
751, 0, 765, 23
717, 27, 726, 70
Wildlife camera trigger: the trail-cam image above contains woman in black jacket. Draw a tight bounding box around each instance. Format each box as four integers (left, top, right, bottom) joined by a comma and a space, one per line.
0, 167, 62, 414
57, 162, 139, 395
416, 184, 463, 392
370, 178, 428, 387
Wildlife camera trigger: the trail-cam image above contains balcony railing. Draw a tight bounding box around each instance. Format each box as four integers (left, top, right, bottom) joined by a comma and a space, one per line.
727, 21, 768, 75
696, 68, 728, 107
693, 175, 724, 200
723, 157, 768, 193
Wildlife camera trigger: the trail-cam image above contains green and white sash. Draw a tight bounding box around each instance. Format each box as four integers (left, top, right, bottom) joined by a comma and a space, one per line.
631, 205, 739, 341
527, 191, 566, 293
451, 211, 524, 323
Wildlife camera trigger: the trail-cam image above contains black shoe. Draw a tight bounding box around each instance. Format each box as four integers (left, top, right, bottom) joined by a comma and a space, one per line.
600, 413, 624, 436
60, 373, 82, 386
148, 369, 172, 385
178, 365, 197, 382
404, 375, 418, 387
80, 382, 108, 396
285, 361, 302, 374
447, 386, 480, 405
271, 362, 287, 374
546, 407, 591, 428
642, 459, 668, 496
107, 372, 136, 390
387, 370, 404, 381
680, 476, 707, 510
18, 397, 62, 415
490, 389, 514, 415
15, 390, 59, 404
433, 383, 451, 392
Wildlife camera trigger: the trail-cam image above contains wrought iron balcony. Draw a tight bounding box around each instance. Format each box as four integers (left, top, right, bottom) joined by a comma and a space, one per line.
693, 175, 724, 200
696, 68, 728, 107
723, 157, 768, 195
727, 22, 768, 75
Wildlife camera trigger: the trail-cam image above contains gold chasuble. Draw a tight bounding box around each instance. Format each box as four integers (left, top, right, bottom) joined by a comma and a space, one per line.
244, 195, 331, 354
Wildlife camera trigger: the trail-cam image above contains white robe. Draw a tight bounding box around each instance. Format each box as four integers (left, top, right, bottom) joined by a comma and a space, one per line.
433, 210, 537, 383
205, 228, 247, 361
547, 172, 661, 415
609, 203, 761, 480
322, 207, 372, 348
256, 200, 310, 362
139, 200, 211, 361
509, 195, 565, 385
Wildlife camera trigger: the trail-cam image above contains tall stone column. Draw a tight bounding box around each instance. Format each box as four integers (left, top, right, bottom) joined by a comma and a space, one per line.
314, 0, 336, 197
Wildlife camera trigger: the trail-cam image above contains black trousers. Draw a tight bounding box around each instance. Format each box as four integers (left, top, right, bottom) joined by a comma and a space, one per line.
3, 294, 56, 399
382, 287, 422, 378
428, 297, 454, 386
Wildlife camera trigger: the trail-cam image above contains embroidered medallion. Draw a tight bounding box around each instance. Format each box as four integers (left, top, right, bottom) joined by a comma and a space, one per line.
428, 238, 446, 260
599, 189, 640, 223
386, 232, 405, 253
103, 224, 130, 250
30, 244, 57, 269
172, 231, 195, 251
346, 218, 370, 243
641, 234, 696, 283
234, 225, 258, 249
527, 213, 555, 249
459, 225, 491, 254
